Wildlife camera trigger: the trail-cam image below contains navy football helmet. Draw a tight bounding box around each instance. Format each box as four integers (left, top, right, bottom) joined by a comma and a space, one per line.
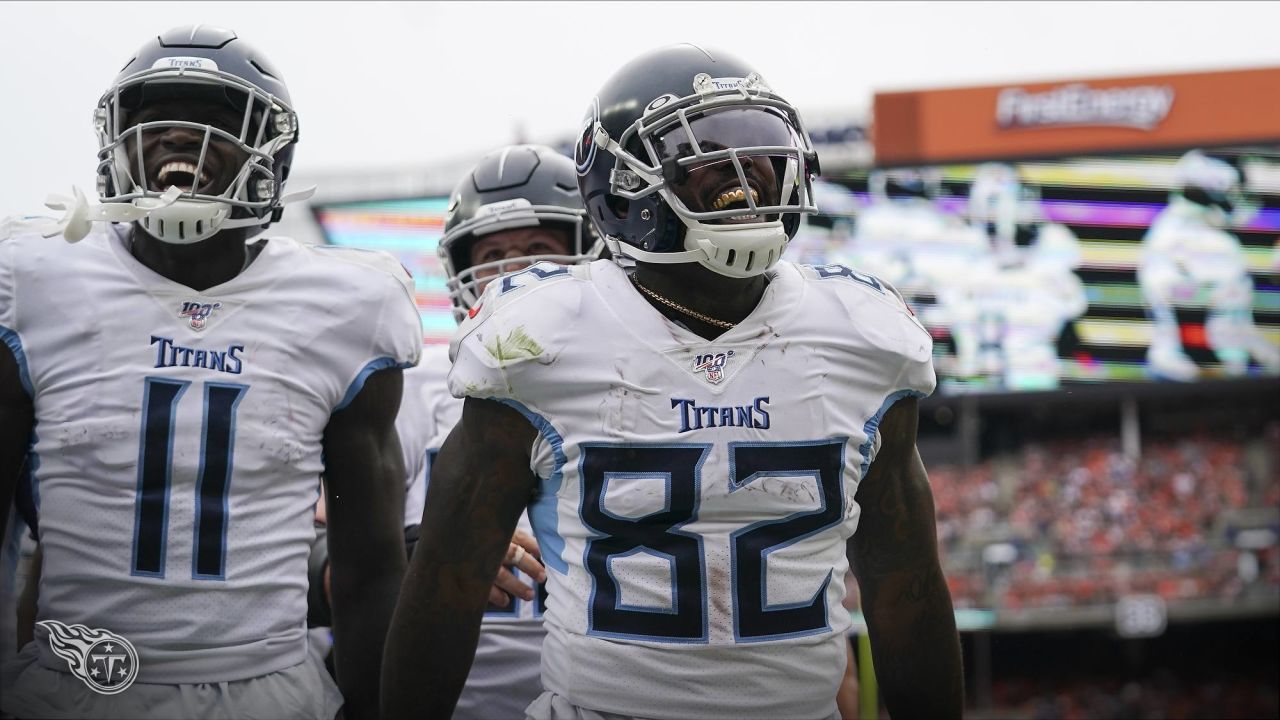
440, 144, 601, 319
574, 44, 819, 278
95, 25, 301, 243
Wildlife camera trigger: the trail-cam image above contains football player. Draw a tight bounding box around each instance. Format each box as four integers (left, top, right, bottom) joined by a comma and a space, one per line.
850, 167, 987, 302
0, 26, 418, 719
931, 163, 1088, 389
384, 45, 963, 720
1138, 150, 1280, 379
395, 143, 600, 720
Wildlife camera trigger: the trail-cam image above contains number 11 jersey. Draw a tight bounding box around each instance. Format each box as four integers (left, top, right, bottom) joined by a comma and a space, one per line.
0, 225, 421, 684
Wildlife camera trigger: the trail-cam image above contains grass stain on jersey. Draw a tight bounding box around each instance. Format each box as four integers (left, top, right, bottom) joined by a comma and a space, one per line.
484, 327, 544, 365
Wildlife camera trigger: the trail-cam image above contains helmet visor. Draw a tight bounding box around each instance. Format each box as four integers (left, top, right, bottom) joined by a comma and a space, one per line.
643, 106, 815, 224
651, 107, 800, 165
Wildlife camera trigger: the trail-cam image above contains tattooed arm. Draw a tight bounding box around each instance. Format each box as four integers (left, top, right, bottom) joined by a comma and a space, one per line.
848, 397, 963, 719
382, 396, 539, 720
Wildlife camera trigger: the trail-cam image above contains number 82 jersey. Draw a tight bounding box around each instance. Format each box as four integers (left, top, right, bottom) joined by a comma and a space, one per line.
449, 259, 934, 720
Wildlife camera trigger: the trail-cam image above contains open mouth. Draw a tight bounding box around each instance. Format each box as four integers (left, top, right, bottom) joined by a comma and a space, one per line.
151, 160, 214, 194
708, 185, 767, 224
711, 187, 759, 212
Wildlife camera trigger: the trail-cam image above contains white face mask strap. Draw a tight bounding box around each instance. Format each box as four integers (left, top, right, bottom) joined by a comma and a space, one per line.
37, 185, 182, 242
214, 184, 316, 230
594, 125, 664, 190
612, 237, 706, 266
33, 181, 315, 243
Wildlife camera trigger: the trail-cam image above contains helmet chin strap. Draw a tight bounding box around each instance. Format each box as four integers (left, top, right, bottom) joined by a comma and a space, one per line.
609, 218, 788, 279
607, 235, 705, 265
35, 185, 182, 243
33, 184, 314, 244
684, 221, 788, 279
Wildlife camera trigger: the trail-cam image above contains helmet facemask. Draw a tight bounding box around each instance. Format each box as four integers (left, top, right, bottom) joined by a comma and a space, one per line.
440, 199, 598, 321
594, 73, 819, 278
96, 65, 298, 244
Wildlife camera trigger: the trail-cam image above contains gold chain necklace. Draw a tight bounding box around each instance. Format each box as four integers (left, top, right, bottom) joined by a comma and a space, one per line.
629, 274, 737, 330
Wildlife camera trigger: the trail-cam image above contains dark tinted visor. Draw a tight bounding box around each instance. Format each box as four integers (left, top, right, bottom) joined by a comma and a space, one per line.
118, 83, 266, 139
651, 107, 799, 165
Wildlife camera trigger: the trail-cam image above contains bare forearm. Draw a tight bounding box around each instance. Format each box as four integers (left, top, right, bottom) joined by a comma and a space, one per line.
329, 554, 404, 720
382, 552, 499, 719
860, 563, 963, 720
848, 400, 963, 719
382, 397, 539, 719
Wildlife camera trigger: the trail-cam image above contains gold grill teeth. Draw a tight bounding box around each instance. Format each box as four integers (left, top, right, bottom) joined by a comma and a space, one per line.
711, 188, 760, 211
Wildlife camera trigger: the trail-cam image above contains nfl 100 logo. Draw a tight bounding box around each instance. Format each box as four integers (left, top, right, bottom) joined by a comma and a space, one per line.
693, 350, 734, 384
179, 301, 222, 331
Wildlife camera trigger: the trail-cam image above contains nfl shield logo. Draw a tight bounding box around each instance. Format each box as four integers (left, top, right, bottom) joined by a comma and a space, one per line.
693, 351, 733, 385
178, 301, 222, 331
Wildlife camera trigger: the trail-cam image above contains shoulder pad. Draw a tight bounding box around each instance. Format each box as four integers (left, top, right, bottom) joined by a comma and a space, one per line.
305, 243, 415, 302
0, 215, 61, 244
802, 261, 931, 341
448, 262, 586, 379
452, 261, 580, 338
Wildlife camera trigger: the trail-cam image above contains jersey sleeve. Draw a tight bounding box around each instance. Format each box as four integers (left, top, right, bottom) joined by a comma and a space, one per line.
805, 263, 937, 400
307, 245, 423, 412
447, 262, 583, 405
881, 277, 937, 399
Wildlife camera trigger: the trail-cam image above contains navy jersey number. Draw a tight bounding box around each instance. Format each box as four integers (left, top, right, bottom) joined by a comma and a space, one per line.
579, 439, 845, 643
132, 378, 248, 579
580, 444, 709, 642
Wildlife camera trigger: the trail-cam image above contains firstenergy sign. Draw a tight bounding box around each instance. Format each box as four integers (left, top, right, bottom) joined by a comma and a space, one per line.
996, 83, 1175, 131
872, 66, 1280, 165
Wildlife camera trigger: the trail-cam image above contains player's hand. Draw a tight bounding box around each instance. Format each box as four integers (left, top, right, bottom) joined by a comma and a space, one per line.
488, 530, 545, 607
314, 486, 327, 525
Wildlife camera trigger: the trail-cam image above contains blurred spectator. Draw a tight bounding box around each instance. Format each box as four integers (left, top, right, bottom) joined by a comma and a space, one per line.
933, 424, 1280, 610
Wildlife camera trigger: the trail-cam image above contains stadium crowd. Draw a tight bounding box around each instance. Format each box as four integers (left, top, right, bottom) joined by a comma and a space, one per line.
931, 425, 1280, 610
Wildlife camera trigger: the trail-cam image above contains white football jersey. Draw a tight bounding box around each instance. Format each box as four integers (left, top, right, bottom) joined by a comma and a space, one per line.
449, 259, 934, 720
398, 344, 458, 528
397, 342, 546, 719
0, 224, 421, 684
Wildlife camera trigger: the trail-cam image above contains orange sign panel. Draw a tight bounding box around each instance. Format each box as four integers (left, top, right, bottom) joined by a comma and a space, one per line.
873, 66, 1280, 166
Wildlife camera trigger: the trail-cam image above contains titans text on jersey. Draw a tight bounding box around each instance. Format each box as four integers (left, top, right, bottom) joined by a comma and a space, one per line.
150, 336, 245, 374
670, 396, 771, 433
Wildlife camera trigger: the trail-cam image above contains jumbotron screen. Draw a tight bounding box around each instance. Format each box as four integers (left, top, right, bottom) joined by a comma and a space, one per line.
791, 146, 1280, 393
311, 146, 1280, 395
312, 197, 457, 345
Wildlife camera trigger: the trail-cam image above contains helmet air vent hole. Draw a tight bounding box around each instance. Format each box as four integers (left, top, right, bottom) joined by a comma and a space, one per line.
726, 249, 737, 266
195, 220, 204, 236
745, 251, 756, 272
157, 219, 164, 235
178, 221, 185, 240
249, 59, 279, 81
